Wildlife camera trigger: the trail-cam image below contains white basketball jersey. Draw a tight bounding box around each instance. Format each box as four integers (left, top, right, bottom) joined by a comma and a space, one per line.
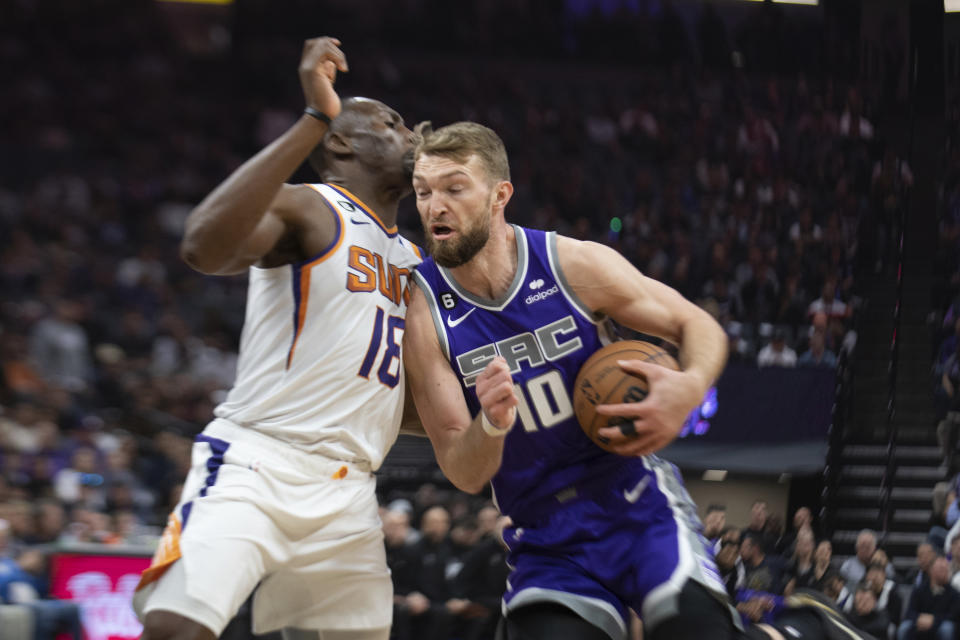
214, 184, 422, 470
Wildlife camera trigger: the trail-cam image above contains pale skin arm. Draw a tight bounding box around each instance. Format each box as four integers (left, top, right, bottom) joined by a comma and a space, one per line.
558, 236, 728, 456
179, 37, 348, 276
403, 285, 518, 493
398, 382, 428, 437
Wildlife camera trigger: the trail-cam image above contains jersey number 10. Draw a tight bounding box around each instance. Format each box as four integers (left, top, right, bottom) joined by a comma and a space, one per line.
513, 370, 574, 431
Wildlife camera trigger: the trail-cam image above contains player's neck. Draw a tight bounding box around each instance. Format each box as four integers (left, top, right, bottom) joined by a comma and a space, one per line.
447, 223, 517, 300
326, 178, 401, 229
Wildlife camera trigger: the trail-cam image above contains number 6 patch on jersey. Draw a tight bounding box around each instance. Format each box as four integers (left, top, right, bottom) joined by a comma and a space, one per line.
440, 291, 458, 310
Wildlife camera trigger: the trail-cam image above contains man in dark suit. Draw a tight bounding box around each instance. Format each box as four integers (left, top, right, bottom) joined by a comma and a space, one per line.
897, 556, 959, 640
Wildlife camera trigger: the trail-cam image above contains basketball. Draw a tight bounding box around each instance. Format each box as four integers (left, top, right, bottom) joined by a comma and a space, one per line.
572, 340, 680, 451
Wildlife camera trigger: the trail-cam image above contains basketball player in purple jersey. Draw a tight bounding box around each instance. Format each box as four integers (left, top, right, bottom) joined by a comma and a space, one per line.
404, 122, 872, 640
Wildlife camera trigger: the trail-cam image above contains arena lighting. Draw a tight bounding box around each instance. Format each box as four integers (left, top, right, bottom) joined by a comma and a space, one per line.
703, 470, 728, 482
679, 386, 717, 438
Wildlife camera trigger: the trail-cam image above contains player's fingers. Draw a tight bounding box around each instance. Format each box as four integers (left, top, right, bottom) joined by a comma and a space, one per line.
597, 420, 645, 443
595, 402, 651, 418
321, 60, 337, 83
616, 359, 662, 379
480, 380, 515, 405
326, 41, 349, 72
481, 357, 512, 380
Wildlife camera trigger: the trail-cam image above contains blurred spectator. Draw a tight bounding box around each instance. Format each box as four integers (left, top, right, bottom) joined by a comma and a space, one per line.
846, 581, 890, 639
740, 530, 785, 595
897, 556, 958, 640
807, 280, 850, 321
448, 515, 510, 640
951, 536, 960, 590
703, 504, 726, 551
28, 499, 66, 545
813, 540, 835, 589
798, 331, 838, 368
840, 529, 878, 590
742, 500, 778, 554
777, 506, 814, 556
906, 543, 938, 589
717, 527, 745, 599
403, 506, 454, 640
820, 568, 851, 610
28, 301, 93, 392
52, 447, 103, 506
783, 528, 816, 595
756, 328, 797, 368
871, 548, 902, 584
0, 547, 83, 639
865, 562, 902, 632
384, 509, 427, 640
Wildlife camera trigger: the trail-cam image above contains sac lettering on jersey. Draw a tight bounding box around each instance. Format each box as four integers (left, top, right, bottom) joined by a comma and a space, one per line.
456, 315, 583, 387
346, 245, 412, 305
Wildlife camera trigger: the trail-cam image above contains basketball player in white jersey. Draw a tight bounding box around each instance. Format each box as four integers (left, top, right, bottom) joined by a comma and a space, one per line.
134, 37, 423, 640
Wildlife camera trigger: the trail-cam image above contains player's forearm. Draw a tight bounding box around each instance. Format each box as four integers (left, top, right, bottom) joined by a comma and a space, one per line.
677, 308, 729, 396
181, 115, 327, 272
434, 415, 505, 494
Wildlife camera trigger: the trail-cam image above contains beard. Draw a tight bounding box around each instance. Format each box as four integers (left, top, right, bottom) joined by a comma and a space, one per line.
426, 210, 491, 269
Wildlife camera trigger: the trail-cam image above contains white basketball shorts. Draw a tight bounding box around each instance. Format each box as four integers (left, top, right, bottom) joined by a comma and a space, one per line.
132, 418, 392, 635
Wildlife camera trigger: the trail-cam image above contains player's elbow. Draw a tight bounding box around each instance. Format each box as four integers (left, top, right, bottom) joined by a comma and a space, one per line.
449, 474, 487, 495
180, 239, 220, 274
436, 457, 488, 494
180, 223, 233, 275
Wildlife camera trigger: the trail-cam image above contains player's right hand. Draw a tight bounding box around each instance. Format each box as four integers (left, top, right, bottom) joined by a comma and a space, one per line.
476, 357, 518, 431
299, 37, 348, 120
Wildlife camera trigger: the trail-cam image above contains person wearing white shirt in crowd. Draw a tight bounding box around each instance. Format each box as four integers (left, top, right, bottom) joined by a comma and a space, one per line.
757, 329, 797, 368
840, 530, 878, 590
807, 280, 849, 320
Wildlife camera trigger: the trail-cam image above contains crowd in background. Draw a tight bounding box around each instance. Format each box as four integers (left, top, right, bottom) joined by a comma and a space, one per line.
0, 1, 894, 637
703, 502, 960, 640
373, 495, 960, 640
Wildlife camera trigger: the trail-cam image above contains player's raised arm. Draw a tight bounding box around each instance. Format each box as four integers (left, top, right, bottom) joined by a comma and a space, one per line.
403, 284, 515, 493
180, 37, 347, 275
557, 235, 728, 456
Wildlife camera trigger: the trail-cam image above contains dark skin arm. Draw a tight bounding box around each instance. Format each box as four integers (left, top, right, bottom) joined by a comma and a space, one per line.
179, 37, 348, 275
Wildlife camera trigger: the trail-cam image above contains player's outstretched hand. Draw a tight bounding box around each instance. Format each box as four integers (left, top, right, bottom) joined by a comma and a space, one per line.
594, 359, 705, 457
476, 357, 518, 432
299, 37, 348, 120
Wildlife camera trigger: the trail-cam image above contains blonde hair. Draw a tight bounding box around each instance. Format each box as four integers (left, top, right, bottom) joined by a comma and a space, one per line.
414, 121, 510, 182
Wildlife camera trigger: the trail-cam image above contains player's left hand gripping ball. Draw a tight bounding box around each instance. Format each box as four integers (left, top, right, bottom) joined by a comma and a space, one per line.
476, 356, 518, 435
595, 360, 705, 456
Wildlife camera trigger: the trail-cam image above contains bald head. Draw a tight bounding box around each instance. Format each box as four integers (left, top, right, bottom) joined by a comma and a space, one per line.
308, 97, 412, 182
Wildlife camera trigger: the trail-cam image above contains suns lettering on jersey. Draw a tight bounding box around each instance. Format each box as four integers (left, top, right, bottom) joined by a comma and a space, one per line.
456, 315, 583, 387
346, 245, 412, 306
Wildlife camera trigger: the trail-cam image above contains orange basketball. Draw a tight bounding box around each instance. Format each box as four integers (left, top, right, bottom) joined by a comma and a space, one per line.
572, 340, 680, 452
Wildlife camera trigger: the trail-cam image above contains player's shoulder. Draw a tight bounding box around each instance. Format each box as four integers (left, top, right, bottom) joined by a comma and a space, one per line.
553, 233, 617, 268
273, 182, 338, 229
394, 233, 424, 263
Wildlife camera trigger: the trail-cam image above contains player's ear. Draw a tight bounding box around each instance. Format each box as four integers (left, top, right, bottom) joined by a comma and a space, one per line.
492, 181, 513, 213
324, 131, 353, 158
